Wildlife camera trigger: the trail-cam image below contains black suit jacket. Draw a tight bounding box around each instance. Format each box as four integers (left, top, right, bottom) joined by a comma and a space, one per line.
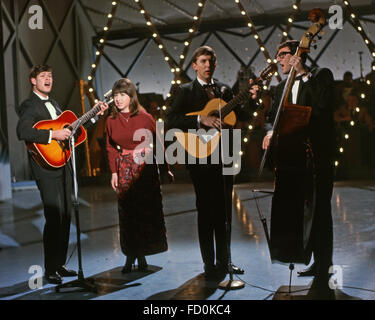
17, 93, 97, 179
166, 79, 244, 170
166, 79, 237, 131
265, 67, 336, 169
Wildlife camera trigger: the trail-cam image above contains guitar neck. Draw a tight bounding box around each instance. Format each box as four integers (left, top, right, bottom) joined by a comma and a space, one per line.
71, 104, 101, 128
221, 84, 251, 118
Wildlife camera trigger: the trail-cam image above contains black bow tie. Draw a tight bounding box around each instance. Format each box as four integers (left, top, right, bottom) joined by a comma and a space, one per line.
43, 99, 53, 104
202, 83, 216, 89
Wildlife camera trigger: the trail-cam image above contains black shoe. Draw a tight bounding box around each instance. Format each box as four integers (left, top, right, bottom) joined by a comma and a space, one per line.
57, 266, 77, 277
216, 263, 245, 275
122, 256, 135, 274
137, 256, 148, 272
231, 264, 245, 275
297, 264, 316, 277
45, 271, 62, 284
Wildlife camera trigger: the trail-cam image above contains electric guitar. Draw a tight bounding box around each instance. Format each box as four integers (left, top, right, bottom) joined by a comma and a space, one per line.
27, 91, 113, 169
174, 64, 277, 159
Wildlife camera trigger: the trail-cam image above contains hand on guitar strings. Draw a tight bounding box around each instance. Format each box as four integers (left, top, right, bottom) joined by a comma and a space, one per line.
52, 128, 71, 141
200, 115, 224, 130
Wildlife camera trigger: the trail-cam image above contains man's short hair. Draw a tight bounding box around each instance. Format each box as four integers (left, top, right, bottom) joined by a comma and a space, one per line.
343, 71, 353, 78
191, 46, 217, 64
29, 65, 52, 83
277, 40, 307, 64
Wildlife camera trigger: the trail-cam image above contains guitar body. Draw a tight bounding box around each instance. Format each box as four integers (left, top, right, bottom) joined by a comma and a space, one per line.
174, 98, 236, 159
27, 110, 87, 169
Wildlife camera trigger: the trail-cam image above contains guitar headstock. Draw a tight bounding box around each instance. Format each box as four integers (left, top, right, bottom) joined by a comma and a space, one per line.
103, 89, 114, 104
299, 8, 326, 52
259, 63, 278, 82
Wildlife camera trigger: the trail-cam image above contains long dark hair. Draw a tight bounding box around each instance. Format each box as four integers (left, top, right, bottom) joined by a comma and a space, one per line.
110, 78, 141, 118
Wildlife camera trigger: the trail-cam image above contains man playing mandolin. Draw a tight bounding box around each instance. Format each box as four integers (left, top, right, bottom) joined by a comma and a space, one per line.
17, 65, 107, 284
262, 40, 336, 292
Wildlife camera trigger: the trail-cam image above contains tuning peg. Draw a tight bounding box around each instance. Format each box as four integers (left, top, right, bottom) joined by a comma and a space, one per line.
317, 35, 322, 40
313, 45, 318, 50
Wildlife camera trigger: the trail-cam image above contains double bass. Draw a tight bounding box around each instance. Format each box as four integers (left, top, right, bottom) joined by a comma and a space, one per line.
260, 9, 326, 265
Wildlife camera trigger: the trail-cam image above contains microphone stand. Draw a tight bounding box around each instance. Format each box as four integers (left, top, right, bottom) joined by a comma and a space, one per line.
56, 120, 98, 293
217, 87, 245, 290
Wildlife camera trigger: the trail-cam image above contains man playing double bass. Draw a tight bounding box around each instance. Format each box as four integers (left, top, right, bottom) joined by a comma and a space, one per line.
262, 40, 335, 290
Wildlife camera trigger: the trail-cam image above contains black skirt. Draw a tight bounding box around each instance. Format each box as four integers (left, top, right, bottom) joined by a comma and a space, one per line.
117, 160, 168, 257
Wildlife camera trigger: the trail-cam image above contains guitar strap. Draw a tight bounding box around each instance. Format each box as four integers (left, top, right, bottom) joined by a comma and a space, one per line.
50, 100, 63, 115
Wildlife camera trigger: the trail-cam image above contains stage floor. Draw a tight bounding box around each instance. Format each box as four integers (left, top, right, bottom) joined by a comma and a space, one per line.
0, 179, 374, 300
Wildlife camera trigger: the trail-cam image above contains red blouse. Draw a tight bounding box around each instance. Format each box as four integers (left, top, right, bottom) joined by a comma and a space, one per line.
106, 109, 156, 173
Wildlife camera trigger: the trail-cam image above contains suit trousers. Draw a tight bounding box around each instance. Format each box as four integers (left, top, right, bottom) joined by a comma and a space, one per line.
311, 167, 334, 275
188, 165, 233, 267
35, 165, 72, 272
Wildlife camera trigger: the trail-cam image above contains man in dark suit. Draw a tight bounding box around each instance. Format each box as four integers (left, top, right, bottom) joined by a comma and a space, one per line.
17, 65, 107, 284
166, 46, 248, 279
262, 40, 335, 290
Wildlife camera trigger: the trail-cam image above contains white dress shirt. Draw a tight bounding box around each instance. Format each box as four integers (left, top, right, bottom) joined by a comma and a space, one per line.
33, 91, 56, 143
267, 72, 311, 137
196, 77, 215, 126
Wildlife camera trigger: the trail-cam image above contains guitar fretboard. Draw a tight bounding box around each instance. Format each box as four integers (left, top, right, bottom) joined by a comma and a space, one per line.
70, 96, 112, 129
221, 83, 251, 118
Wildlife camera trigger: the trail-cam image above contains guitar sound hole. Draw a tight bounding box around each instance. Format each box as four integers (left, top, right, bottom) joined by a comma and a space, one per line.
209, 110, 219, 118
63, 124, 81, 140
73, 127, 82, 139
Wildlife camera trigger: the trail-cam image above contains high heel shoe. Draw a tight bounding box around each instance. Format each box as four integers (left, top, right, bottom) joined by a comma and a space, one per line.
121, 256, 135, 273
137, 256, 148, 272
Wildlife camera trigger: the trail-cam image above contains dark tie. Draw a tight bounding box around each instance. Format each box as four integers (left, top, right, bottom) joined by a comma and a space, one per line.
203, 83, 216, 100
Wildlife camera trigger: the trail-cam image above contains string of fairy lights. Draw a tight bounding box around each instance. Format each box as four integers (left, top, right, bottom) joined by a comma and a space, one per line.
280, 0, 301, 44
261, 0, 302, 88
333, 0, 375, 168
343, 0, 375, 64
236, 0, 304, 159
234, 0, 281, 84
86, 1, 119, 103
168, 1, 207, 95
134, 0, 207, 122
82, 1, 375, 172
233, 0, 281, 161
